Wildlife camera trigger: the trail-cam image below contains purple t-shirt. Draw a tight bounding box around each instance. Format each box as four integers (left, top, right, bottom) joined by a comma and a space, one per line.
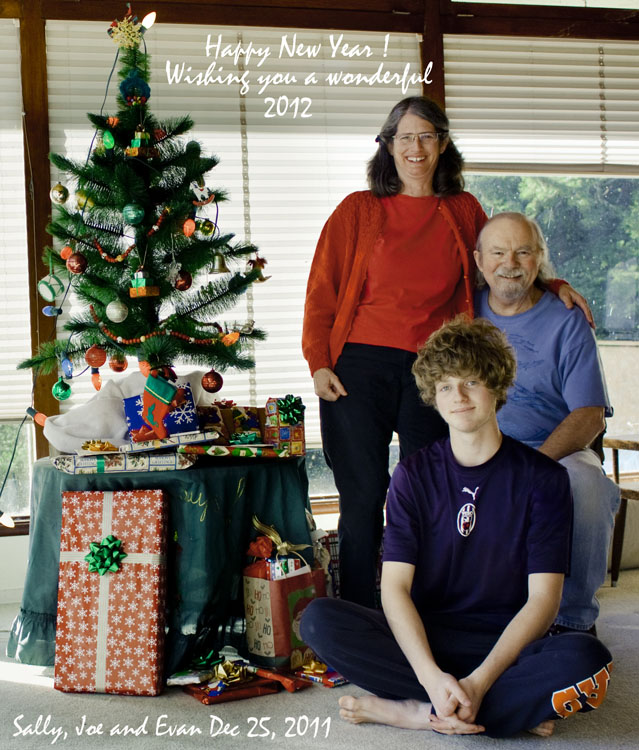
476, 289, 612, 448
383, 436, 572, 629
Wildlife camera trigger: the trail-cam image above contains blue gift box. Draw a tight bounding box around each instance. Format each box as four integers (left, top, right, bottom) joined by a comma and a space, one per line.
123, 382, 199, 437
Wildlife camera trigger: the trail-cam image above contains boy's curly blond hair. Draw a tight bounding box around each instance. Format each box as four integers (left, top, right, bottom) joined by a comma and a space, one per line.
412, 316, 517, 411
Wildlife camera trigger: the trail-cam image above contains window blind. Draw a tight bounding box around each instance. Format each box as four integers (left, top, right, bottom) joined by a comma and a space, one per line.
0, 19, 33, 419
45, 21, 423, 445
444, 35, 639, 172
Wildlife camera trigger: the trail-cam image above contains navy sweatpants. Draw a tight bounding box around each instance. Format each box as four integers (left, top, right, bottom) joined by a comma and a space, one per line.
319, 343, 447, 608
300, 598, 613, 738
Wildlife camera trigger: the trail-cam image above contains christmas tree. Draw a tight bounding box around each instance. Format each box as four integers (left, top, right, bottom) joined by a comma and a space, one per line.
19, 8, 267, 413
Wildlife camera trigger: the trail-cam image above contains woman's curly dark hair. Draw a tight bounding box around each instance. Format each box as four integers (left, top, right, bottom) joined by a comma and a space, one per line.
367, 96, 465, 198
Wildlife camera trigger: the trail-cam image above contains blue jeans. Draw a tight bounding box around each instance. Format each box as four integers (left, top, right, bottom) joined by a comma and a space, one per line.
556, 448, 621, 631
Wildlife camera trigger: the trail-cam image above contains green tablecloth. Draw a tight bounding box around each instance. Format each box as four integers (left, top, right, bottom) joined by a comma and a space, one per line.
7, 456, 311, 675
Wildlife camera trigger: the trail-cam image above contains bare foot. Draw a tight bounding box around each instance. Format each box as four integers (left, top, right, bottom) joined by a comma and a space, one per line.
528, 720, 555, 737
338, 695, 432, 729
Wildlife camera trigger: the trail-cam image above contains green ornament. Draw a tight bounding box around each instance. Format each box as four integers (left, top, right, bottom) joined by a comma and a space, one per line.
52, 377, 72, 401
103, 130, 115, 149
84, 534, 128, 575
122, 203, 145, 225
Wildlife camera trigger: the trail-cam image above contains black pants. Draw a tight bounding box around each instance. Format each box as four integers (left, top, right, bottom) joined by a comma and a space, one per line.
301, 598, 613, 738
319, 343, 447, 607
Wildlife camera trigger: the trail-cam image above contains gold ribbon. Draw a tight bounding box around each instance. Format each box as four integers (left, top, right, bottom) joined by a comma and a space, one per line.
252, 515, 310, 565
301, 658, 328, 675
212, 659, 250, 685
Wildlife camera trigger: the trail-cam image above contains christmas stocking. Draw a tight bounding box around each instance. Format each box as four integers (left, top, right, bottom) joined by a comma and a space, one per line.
137, 373, 177, 440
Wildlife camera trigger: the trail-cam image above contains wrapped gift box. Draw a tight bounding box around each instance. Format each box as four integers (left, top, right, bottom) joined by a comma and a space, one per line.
264, 397, 305, 456
178, 444, 289, 459
52, 451, 196, 474
123, 383, 198, 438
54, 489, 168, 695
119, 429, 220, 453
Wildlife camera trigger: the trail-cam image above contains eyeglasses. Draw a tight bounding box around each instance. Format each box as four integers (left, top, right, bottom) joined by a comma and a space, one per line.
391, 132, 443, 146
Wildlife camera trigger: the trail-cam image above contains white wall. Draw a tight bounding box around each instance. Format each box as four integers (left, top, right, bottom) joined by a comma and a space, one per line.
0, 535, 29, 604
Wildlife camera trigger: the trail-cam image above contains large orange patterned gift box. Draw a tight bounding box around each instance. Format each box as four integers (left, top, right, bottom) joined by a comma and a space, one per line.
54, 489, 168, 695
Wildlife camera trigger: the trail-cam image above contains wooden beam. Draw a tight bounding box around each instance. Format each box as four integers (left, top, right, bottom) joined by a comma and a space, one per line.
422, 0, 445, 108
442, 2, 639, 41
40, 1, 423, 32
20, 0, 60, 458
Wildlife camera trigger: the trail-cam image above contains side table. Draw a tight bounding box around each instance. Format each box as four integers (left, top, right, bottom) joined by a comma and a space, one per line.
603, 434, 639, 586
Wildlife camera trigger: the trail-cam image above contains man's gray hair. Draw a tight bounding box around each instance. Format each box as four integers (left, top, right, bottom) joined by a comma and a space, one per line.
475, 212, 556, 288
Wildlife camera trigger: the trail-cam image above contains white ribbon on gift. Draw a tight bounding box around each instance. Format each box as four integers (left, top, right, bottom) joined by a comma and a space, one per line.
59, 491, 165, 692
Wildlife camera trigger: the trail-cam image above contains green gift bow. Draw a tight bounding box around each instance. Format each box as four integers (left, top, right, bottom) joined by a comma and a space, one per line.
230, 432, 259, 444
84, 534, 128, 575
276, 395, 305, 425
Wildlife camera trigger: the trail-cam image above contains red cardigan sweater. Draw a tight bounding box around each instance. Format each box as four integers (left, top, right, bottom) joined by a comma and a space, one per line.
302, 190, 488, 375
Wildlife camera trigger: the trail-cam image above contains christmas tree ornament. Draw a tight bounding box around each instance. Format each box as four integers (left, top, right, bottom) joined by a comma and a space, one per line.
122, 203, 145, 224
109, 355, 128, 372
60, 245, 74, 260
240, 319, 255, 334
175, 269, 192, 291
103, 131, 115, 149
120, 71, 150, 105
199, 219, 215, 236
153, 128, 166, 141
85, 345, 107, 368
247, 255, 271, 283
61, 357, 73, 378
75, 190, 94, 210
108, 7, 143, 49
66, 252, 88, 274
222, 331, 240, 346
129, 268, 159, 298
191, 181, 215, 206
52, 377, 72, 401
106, 299, 129, 323
211, 253, 230, 274
37, 274, 64, 302
50, 182, 69, 204
91, 367, 102, 391
201, 369, 224, 393
138, 360, 151, 377
183, 217, 196, 237
43, 305, 63, 317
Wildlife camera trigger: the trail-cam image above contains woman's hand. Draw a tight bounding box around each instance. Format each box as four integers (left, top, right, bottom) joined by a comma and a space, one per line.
558, 283, 595, 328
313, 368, 348, 401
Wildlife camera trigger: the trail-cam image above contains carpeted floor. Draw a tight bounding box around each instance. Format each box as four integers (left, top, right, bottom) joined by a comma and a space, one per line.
1, 570, 637, 750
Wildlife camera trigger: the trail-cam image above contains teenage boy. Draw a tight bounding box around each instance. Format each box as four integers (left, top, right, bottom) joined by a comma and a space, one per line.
300, 316, 612, 738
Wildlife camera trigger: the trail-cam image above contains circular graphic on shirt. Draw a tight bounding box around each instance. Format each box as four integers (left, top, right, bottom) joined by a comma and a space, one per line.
457, 503, 476, 537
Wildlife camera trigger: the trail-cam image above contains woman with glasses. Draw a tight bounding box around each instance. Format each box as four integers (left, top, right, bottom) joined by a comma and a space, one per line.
302, 96, 585, 609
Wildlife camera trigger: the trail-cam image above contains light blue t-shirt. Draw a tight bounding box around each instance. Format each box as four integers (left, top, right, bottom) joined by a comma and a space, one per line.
476, 288, 612, 448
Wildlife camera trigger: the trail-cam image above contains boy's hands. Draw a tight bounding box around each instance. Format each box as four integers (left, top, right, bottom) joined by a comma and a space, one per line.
423, 671, 485, 735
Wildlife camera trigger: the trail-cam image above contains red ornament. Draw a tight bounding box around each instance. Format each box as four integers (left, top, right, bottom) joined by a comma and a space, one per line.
175, 270, 192, 291
60, 245, 73, 260
201, 369, 224, 393
183, 218, 196, 237
85, 345, 107, 368
66, 252, 87, 274
109, 355, 128, 372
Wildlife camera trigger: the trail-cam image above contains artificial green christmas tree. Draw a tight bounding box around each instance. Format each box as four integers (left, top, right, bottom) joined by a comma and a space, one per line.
20, 8, 266, 409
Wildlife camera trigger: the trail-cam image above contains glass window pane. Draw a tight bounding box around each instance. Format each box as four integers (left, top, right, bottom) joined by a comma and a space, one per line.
0, 422, 34, 517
